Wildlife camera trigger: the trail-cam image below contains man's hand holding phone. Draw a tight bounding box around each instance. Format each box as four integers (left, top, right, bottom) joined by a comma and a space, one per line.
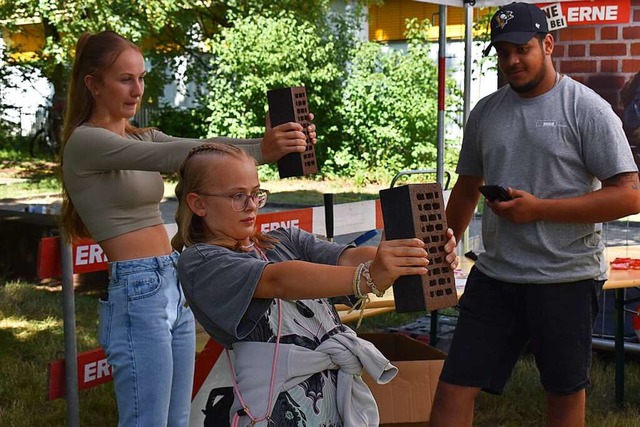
478, 185, 512, 202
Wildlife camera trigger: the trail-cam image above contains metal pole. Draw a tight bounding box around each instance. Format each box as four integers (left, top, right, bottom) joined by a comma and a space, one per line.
463, 4, 473, 125
60, 231, 80, 426
323, 193, 334, 242
614, 288, 625, 407
436, 5, 448, 188
432, 5, 448, 348
462, 2, 474, 255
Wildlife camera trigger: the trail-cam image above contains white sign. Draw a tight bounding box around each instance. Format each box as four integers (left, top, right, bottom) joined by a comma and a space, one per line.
541, 3, 568, 30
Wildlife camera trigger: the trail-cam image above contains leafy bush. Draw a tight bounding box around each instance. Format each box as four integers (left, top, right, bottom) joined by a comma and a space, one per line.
147, 105, 209, 139
326, 19, 462, 182
199, 10, 462, 184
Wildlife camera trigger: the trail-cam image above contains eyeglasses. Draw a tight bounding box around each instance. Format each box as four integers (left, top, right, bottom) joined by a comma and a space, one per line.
198, 189, 269, 211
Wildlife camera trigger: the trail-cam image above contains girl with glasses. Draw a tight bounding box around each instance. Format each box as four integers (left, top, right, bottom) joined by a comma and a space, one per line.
173, 143, 459, 426
59, 31, 315, 426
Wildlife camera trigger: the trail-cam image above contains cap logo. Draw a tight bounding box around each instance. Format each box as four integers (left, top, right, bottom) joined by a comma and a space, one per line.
495, 11, 514, 29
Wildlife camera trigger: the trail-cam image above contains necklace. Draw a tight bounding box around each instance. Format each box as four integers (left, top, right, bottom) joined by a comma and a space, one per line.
240, 240, 255, 250
553, 71, 560, 89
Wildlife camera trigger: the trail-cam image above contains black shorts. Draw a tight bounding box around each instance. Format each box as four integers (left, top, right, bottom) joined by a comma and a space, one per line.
440, 267, 603, 395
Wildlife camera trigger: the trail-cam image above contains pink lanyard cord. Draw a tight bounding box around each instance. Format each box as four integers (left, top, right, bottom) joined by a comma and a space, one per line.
229, 246, 282, 427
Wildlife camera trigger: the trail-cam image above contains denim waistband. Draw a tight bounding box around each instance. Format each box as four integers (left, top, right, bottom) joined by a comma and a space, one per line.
108, 252, 179, 280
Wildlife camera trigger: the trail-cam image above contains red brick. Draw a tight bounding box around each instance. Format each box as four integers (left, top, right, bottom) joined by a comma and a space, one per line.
631, 42, 640, 56
600, 26, 619, 40
568, 44, 586, 57
560, 60, 597, 73
634, 8, 640, 22
557, 27, 596, 42
622, 26, 640, 39
622, 58, 640, 72
590, 43, 627, 56
600, 60, 619, 73
553, 44, 565, 57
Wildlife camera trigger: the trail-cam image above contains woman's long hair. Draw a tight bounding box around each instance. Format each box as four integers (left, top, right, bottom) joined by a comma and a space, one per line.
171, 143, 278, 253
59, 31, 144, 241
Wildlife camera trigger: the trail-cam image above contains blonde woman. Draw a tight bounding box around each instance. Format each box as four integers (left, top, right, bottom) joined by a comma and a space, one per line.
59, 31, 314, 426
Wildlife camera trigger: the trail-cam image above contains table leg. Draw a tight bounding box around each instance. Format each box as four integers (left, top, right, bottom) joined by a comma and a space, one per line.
430, 309, 439, 347
614, 288, 624, 407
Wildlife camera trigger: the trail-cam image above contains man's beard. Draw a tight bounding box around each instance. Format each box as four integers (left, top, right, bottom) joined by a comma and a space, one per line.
508, 63, 547, 94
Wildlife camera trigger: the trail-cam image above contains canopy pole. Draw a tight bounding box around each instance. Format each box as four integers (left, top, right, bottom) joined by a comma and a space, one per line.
463, 3, 473, 124
436, 5, 447, 186
462, 1, 474, 255
61, 231, 80, 427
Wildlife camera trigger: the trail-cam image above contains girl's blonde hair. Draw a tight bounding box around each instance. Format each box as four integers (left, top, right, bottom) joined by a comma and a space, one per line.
59, 31, 146, 241
171, 143, 278, 252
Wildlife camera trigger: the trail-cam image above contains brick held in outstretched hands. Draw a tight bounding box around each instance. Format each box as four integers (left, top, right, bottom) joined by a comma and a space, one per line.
379, 183, 457, 313
266, 86, 318, 178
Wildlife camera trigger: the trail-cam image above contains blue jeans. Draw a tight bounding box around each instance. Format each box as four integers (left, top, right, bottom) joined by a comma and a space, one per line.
99, 252, 195, 427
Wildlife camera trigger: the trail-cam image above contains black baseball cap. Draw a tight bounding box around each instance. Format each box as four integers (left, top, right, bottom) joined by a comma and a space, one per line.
483, 2, 549, 56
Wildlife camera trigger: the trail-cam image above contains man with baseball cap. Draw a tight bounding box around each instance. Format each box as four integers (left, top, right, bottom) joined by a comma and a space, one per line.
482, 1, 549, 56
430, 3, 640, 427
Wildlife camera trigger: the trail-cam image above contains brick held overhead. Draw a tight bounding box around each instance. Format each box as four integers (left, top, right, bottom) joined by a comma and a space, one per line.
266, 86, 318, 179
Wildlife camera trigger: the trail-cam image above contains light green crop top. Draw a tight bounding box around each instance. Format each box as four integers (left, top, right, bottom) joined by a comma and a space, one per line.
62, 124, 263, 242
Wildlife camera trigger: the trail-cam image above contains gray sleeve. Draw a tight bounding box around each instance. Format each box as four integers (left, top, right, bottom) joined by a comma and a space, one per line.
65, 126, 202, 173
209, 137, 264, 164
270, 227, 351, 265
65, 126, 265, 175
177, 244, 272, 346
580, 106, 638, 180
456, 101, 485, 177
152, 130, 265, 164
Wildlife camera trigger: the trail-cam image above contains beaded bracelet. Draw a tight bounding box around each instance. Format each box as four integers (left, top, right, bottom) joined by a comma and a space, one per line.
362, 260, 385, 298
349, 262, 370, 328
352, 262, 367, 299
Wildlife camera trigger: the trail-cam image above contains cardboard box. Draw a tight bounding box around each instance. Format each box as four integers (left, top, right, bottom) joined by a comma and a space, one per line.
359, 333, 446, 426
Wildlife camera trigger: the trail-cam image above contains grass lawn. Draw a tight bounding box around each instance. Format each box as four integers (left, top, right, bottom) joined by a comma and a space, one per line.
2, 282, 640, 427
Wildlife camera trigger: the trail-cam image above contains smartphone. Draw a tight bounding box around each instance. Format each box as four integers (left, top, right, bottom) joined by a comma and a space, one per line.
478, 185, 512, 202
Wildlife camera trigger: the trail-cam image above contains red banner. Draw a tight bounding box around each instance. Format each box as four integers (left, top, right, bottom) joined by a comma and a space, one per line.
255, 207, 313, 234
48, 339, 226, 401
48, 348, 111, 400
539, 0, 631, 30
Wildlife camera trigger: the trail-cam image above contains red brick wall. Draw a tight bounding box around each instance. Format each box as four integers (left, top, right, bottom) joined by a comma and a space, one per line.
552, 0, 640, 113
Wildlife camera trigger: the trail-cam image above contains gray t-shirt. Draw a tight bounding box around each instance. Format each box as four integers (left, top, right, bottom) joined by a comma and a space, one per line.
178, 227, 352, 426
177, 227, 350, 347
457, 76, 637, 283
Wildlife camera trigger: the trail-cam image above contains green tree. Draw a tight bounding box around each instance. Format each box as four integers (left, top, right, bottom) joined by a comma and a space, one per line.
0, 1, 335, 122
203, 2, 363, 175
202, 10, 462, 183
330, 18, 462, 183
